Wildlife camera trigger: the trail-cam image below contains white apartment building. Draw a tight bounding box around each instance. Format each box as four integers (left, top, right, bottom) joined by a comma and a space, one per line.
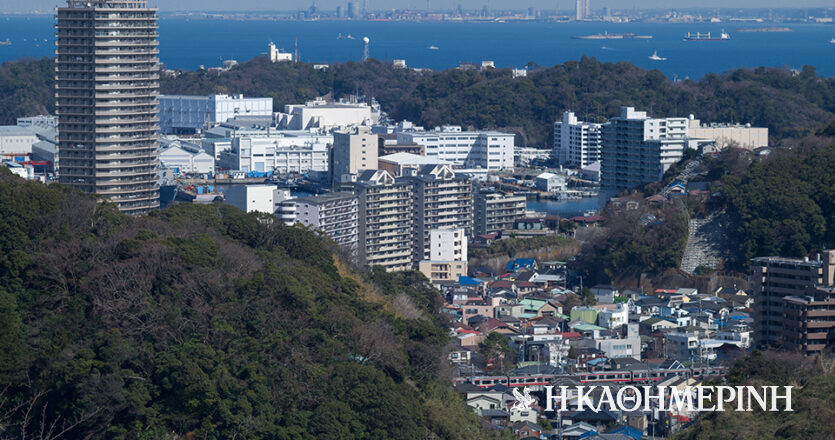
159, 94, 273, 134
601, 107, 689, 191
419, 228, 469, 284
554, 111, 602, 168
274, 189, 297, 225
397, 127, 515, 170
219, 134, 329, 174
401, 164, 473, 263
276, 97, 379, 131
427, 228, 467, 262
225, 185, 278, 214
292, 192, 360, 256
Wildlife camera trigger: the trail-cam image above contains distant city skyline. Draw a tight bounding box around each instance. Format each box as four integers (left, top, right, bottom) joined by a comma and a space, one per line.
0, 0, 833, 13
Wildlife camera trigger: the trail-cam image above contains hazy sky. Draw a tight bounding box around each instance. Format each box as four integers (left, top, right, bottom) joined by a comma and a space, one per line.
0, 0, 832, 13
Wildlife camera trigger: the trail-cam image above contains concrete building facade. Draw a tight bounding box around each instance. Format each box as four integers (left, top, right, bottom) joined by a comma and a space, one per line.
276, 97, 378, 131
293, 192, 360, 257
331, 128, 378, 187
159, 94, 273, 134
0, 126, 39, 157
402, 164, 473, 263
688, 117, 768, 150
750, 251, 835, 348
397, 127, 515, 170
554, 111, 602, 168
220, 135, 329, 174
56, 0, 160, 214
474, 190, 527, 236
225, 184, 278, 214
782, 286, 835, 356
354, 170, 414, 272
601, 107, 689, 191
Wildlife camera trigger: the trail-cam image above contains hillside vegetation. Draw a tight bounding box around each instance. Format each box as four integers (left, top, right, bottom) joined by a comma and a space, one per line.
3, 57, 835, 145
0, 169, 496, 440
673, 351, 835, 440
719, 145, 835, 262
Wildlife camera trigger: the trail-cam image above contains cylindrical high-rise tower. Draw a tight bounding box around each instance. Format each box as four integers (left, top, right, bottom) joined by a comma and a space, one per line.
56, 0, 160, 214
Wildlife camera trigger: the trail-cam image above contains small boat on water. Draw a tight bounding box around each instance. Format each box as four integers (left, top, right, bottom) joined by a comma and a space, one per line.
0, 39, 11, 46
427, 45, 439, 50
346, 34, 356, 40
648, 51, 667, 61
830, 38, 835, 44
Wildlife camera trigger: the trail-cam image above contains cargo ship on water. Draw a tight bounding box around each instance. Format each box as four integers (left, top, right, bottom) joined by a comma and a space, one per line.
572, 32, 652, 40
684, 30, 730, 41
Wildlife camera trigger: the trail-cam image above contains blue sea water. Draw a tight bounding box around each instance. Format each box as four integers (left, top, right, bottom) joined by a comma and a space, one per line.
526, 198, 600, 218
1, 15, 834, 78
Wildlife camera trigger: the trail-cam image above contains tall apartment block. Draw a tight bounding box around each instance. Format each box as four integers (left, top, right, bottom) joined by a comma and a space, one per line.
354, 170, 413, 272
600, 107, 689, 191
750, 250, 835, 348
554, 111, 602, 168
782, 286, 835, 356
331, 127, 378, 189
401, 164, 473, 263
474, 189, 527, 236
292, 192, 360, 258
56, 0, 160, 214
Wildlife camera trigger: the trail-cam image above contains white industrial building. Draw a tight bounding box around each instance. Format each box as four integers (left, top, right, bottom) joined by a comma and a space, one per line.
396, 126, 515, 170
16, 115, 58, 129
377, 152, 450, 177
276, 97, 380, 131
159, 94, 273, 134
218, 133, 330, 174
535, 172, 567, 193
554, 111, 602, 168
159, 140, 215, 174
687, 116, 768, 150
0, 126, 39, 157
268, 42, 293, 63
601, 107, 690, 191
225, 184, 278, 214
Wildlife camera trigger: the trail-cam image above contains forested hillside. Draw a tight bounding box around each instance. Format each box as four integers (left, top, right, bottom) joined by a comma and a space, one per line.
673, 351, 835, 440
711, 145, 835, 263
3, 56, 835, 145
0, 169, 496, 439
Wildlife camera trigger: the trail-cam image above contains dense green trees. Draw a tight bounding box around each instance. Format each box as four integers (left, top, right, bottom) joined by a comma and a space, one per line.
674, 351, 835, 440
0, 169, 491, 439
721, 146, 834, 261
4, 56, 835, 145
575, 204, 690, 284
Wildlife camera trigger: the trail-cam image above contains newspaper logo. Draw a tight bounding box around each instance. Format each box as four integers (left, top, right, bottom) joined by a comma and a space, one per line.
512, 386, 537, 411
